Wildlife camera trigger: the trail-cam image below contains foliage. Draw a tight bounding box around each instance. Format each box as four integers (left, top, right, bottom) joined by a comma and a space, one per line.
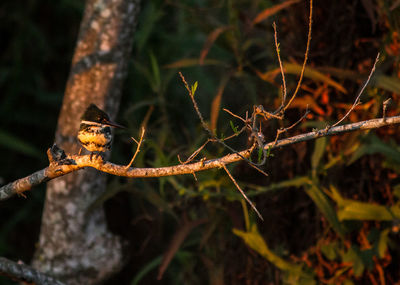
1, 0, 400, 284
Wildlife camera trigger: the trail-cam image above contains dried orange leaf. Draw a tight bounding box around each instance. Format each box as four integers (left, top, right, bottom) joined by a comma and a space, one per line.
253, 0, 300, 25
200, 26, 233, 65
284, 63, 347, 94
210, 74, 231, 131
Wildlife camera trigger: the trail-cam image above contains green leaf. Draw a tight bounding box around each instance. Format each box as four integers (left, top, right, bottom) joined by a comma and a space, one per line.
244, 176, 311, 198
348, 134, 400, 166
336, 199, 400, 221
135, 2, 163, 52
342, 246, 365, 277
377, 229, 390, 258
393, 184, 400, 199
373, 74, 400, 94
133, 60, 156, 92
328, 185, 400, 221
191, 81, 198, 96
268, 176, 310, 189
131, 255, 162, 285
233, 224, 303, 273
0, 129, 42, 159
234, 224, 315, 283
343, 279, 355, 285
266, 146, 274, 158
305, 184, 345, 237
257, 147, 263, 164
320, 242, 338, 260
229, 120, 238, 134
167, 176, 188, 196
149, 52, 161, 90
198, 176, 229, 192
311, 137, 327, 178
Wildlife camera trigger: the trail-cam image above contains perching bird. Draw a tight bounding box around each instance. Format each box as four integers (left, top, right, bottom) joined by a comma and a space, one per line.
77, 104, 125, 158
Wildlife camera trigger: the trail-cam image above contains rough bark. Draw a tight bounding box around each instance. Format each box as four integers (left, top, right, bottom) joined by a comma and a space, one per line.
32, 0, 140, 284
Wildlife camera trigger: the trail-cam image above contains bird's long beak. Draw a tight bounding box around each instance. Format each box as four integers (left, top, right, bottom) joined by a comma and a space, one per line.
104, 120, 126, 129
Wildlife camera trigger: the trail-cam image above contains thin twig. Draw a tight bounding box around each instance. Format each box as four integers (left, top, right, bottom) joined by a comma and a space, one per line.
255, 105, 283, 121
222, 163, 264, 221
281, 0, 313, 113
179, 124, 247, 165
273, 22, 287, 109
179, 139, 212, 165
223, 108, 248, 123
330, 53, 380, 128
273, 107, 310, 146
248, 161, 269, 177
125, 127, 146, 169
180, 72, 268, 174
222, 126, 247, 141
179, 72, 214, 137
130, 137, 139, 145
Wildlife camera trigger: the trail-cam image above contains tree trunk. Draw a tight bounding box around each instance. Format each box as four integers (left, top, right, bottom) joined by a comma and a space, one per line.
32, 0, 140, 284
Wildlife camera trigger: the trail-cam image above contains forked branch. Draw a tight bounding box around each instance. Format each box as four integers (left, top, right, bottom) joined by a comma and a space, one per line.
1, 115, 400, 201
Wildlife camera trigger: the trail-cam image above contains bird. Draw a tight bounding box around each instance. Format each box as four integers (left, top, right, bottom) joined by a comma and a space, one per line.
77, 104, 125, 158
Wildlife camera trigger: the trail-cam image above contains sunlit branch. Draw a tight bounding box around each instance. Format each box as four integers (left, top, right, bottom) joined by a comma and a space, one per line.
1, 115, 400, 201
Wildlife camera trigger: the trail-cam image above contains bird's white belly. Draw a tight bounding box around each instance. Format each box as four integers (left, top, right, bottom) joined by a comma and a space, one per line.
78, 127, 111, 152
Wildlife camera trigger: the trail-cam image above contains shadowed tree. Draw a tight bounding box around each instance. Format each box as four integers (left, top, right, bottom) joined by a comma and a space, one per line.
32, 0, 140, 284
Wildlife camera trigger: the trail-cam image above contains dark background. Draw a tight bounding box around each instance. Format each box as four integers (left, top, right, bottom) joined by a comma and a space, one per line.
1, 0, 400, 284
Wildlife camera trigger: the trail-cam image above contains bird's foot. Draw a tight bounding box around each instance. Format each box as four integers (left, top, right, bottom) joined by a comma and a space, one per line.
90, 152, 105, 162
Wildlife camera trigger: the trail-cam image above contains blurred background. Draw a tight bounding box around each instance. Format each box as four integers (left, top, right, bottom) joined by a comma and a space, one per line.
1, 0, 400, 284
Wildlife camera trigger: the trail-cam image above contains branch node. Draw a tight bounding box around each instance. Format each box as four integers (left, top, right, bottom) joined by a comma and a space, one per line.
48, 144, 67, 164
383, 98, 392, 121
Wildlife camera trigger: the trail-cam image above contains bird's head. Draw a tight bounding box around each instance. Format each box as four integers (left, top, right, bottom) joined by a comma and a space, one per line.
81, 104, 125, 128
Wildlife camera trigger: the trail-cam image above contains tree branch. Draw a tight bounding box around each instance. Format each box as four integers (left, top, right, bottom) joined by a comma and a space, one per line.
0, 257, 65, 285
1, 115, 400, 201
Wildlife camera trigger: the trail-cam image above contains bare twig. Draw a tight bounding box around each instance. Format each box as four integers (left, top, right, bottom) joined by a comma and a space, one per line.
125, 127, 146, 169
254, 105, 283, 121
281, 0, 313, 113
179, 72, 214, 137
273, 107, 310, 146
178, 123, 248, 165
130, 136, 139, 145
273, 22, 287, 109
330, 53, 380, 128
223, 108, 248, 123
248, 159, 270, 176
179, 139, 211, 165
180, 72, 268, 174
222, 163, 264, 221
